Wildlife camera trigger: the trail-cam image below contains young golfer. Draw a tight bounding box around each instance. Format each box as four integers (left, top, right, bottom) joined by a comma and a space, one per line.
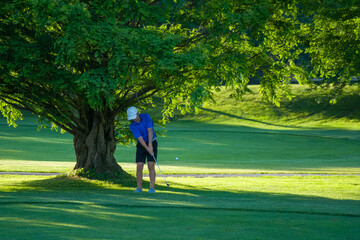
127, 106, 157, 193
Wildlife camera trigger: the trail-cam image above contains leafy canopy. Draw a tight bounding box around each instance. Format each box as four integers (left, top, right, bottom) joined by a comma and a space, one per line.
0, 0, 359, 140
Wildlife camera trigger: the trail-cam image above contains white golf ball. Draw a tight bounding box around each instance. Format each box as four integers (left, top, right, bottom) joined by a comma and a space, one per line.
176, 157, 179, 160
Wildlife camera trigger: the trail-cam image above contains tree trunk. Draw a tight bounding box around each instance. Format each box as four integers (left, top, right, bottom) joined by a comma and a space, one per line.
73, 111, 124, 177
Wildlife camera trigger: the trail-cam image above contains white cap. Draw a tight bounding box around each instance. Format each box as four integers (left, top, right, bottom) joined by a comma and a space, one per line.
127, 107, 138, 120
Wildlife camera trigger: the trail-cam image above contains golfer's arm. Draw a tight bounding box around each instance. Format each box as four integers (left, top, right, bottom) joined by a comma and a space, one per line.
147, 127, 153, 147
137, 137, 153, 155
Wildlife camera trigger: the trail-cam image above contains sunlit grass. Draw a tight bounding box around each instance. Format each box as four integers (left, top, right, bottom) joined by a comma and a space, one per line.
1, 175, 359, 201
0, 160, 73, 173
1, 121, 360, 174
183, 85, 360, 129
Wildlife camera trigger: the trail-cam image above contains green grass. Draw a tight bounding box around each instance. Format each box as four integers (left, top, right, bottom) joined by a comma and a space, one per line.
184, 85, 360, 129
0, 175, 359, 239
1, 120, 359, 174
0, 84, 360, 239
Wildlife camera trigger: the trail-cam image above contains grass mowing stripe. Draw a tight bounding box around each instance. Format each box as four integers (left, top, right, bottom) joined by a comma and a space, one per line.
1, 201, 359, 218
0, 172, 63, 175
1, 173, 360, 177
161, 174, 360, 177
168, 128, 360, 141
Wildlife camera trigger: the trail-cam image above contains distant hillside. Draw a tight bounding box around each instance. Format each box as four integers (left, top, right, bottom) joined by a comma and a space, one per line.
174, 85, 360, 129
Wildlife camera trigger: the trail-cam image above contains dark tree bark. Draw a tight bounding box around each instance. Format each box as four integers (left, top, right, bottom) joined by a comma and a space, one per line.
73, 111, 124, 176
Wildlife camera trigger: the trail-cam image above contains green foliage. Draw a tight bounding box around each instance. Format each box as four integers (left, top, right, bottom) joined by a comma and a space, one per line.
0, 100, 23, 127
0, 0, 359, 151
298, 0, 360, 87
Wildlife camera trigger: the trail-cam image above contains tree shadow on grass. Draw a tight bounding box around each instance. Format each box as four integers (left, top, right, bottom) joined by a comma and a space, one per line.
1, 175, 359, 217
0, 175, 360, 239
200, 107, 288, 128
281, 92, 360, 120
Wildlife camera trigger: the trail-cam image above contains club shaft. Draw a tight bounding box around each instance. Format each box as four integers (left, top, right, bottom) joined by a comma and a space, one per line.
153, 155, 169, 186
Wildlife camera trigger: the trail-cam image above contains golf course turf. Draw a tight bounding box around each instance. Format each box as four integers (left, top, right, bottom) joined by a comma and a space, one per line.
0, 174, 359, 239
0, 85, 359, 239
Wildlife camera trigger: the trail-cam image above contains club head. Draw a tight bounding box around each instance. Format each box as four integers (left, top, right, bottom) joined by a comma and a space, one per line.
166, 183, 170, 186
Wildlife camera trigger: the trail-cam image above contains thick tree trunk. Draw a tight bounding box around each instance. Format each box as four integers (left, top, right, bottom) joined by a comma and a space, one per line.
73, 111, 124, 177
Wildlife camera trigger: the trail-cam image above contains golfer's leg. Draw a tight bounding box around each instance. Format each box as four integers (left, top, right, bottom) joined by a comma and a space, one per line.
148, 161, 156, 189
136, 162, 144, 189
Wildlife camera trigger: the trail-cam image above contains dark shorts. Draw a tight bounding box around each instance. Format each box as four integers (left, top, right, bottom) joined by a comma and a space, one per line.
136, 140, 158, 163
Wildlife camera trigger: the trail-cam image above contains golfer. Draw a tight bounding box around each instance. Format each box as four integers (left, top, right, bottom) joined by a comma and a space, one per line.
127, 106, 157, 193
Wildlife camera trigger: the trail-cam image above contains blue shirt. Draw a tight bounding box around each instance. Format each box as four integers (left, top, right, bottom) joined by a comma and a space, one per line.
129, 113, 156, 142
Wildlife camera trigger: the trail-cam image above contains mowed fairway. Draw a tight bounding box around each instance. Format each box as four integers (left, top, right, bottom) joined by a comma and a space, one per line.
1, 86, 360, 239
1, 120, 360, 175
0, 174, 360, 240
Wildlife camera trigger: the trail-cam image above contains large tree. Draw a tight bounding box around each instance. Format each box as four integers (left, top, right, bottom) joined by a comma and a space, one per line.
0, 0, 357, 176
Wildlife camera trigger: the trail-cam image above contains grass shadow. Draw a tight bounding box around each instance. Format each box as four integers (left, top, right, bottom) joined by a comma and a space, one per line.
1, 175, 359, 216
282, 92, 360, 121
200, 107, 295, 129
0, 175, 360, 239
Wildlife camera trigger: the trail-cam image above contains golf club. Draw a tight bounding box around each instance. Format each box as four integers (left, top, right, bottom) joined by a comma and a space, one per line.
152, 154, 170, 186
